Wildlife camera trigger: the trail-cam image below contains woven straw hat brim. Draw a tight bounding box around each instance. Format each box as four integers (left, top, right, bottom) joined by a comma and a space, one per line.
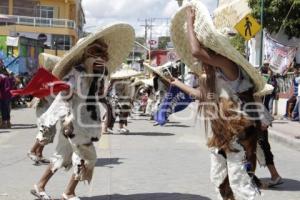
38, 53, 61, 72
111, 69, 144, 80
170, 0, 267, 96
143, 63, 170, 82
52, 23, 135, 79
131, 78, 154, 87
213, 0, 251, 32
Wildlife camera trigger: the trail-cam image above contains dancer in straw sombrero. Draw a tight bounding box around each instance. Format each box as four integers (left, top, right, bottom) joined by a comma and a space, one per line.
27, 53, 62, 165
170, 1, 274, 199
30, 23, 135, 200
106, 66, 141, 134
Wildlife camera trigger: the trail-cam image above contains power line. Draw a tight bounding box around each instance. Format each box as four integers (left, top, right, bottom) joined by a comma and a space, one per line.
138, 17, 170, 45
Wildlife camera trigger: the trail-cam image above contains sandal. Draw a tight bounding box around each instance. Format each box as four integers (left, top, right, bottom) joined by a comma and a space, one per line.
27, 152, 39, 162
38, 157, 50, 164
269, 176, 284, 187
62, 193, 80, 200
118, 128, 129, 134
30, 184, 52, 200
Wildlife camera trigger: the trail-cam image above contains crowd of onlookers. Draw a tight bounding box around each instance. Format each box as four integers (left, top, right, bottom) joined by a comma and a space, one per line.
262, 61, 300, 122
0, 59, 33, 128
283, 66, 300, 121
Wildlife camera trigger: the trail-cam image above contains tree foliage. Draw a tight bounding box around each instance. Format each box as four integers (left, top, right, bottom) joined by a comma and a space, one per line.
158, 36, 171, 49
248, 0, 300, 38
229, 35, 246, 55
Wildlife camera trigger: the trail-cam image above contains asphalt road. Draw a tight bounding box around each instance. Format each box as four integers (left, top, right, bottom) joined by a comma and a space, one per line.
0, 104, 299, 200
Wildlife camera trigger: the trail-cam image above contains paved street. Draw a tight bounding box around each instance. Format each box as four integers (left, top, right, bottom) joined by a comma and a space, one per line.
0, 104, 300, 200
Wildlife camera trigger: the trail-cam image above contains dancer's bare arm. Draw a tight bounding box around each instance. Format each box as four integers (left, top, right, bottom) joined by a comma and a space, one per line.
169, 78, 201, 99
186, 7, 238, 81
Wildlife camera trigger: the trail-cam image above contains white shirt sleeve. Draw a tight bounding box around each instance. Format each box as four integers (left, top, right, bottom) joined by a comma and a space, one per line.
37, 70, 77, 128
37, 93, 71, 128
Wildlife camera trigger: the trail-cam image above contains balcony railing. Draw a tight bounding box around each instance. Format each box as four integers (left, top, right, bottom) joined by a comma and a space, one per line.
0, 14, 76, 29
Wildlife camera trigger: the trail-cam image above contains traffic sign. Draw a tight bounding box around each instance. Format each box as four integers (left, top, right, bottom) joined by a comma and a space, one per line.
167, 51, 178, 62
234, 14, 261, 40
148, 39, 157, 45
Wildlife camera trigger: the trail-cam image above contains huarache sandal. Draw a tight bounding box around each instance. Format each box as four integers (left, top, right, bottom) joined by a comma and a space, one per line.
62, 193, 80, 200
30, 184, 52, 200
27, 152, 41, 165
38, 157, 51, 164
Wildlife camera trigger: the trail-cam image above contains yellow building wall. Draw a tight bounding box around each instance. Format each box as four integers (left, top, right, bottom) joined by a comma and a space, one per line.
8, 0, 13, 15
44, 49, 65, 57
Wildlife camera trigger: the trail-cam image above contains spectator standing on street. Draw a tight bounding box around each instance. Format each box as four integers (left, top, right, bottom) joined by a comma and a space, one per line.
284, 67, 299, 119
292, 65, 300, 121
263, 63, 278, 114
0, 68, 15, 128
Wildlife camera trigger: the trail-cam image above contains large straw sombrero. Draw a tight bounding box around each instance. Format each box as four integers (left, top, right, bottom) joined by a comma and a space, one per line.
52, 23, 135, 79
38, 53, 61, 72
213, 0, 251, 34
170, 0, 268, 96
131, 77, 154, 87
111, 64, 144, 80
143, 62, 175, 82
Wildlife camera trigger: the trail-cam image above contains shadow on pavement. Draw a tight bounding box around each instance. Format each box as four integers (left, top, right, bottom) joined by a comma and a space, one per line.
0, 130, 10, 133
95, 158, 124, 167
119, 132, 175, 136
10, 124, 37, 129
261, 178, 300, 191
81, 193, 211, 200
164, 124, 190, 128
272, 121, 289, 124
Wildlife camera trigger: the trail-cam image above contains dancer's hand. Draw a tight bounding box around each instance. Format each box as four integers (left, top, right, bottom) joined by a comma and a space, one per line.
186, 6, 196, 24
62, 115, 74, 138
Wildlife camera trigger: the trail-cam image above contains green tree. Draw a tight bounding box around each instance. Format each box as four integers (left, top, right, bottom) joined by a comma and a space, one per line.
248, 0, 300, 38
229, 35, 246, 54
158, 36, 170, 49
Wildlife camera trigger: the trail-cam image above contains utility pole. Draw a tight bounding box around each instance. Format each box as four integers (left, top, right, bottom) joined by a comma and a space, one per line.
175, 0, 185, 82
259, 0, 264, 68
138, 17, 170, 63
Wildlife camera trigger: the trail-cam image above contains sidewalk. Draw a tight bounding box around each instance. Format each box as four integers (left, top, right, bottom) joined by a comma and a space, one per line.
269, 118, 300, 151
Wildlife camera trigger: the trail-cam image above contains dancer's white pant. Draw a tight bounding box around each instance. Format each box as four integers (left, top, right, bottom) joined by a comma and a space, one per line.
50, 132, 97, 183
210, 140, 259, 200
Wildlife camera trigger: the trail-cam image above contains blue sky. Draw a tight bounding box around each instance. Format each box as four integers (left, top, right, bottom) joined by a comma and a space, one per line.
82, 0, 218, 37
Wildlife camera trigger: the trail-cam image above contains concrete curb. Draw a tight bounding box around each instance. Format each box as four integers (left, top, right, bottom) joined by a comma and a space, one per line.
268, 129, 300, 151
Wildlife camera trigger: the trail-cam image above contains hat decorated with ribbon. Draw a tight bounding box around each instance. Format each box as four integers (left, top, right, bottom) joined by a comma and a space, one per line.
52, 23, 135, 79
170, 0, 270, 96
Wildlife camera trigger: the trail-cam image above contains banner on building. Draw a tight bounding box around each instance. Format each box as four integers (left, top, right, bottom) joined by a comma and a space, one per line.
264, 34, 297, 75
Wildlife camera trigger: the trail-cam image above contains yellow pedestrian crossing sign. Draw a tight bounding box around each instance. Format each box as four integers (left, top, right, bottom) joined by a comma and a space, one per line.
234, 14, 261, 40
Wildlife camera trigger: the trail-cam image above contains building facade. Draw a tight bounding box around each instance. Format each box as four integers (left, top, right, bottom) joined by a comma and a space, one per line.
0, 0, 85, 56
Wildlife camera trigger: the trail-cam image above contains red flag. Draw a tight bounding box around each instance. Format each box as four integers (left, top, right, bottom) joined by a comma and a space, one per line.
11, 67, 70, 98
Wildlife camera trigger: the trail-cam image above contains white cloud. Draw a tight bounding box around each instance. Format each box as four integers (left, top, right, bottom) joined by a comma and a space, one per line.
82, 0, 218, 37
